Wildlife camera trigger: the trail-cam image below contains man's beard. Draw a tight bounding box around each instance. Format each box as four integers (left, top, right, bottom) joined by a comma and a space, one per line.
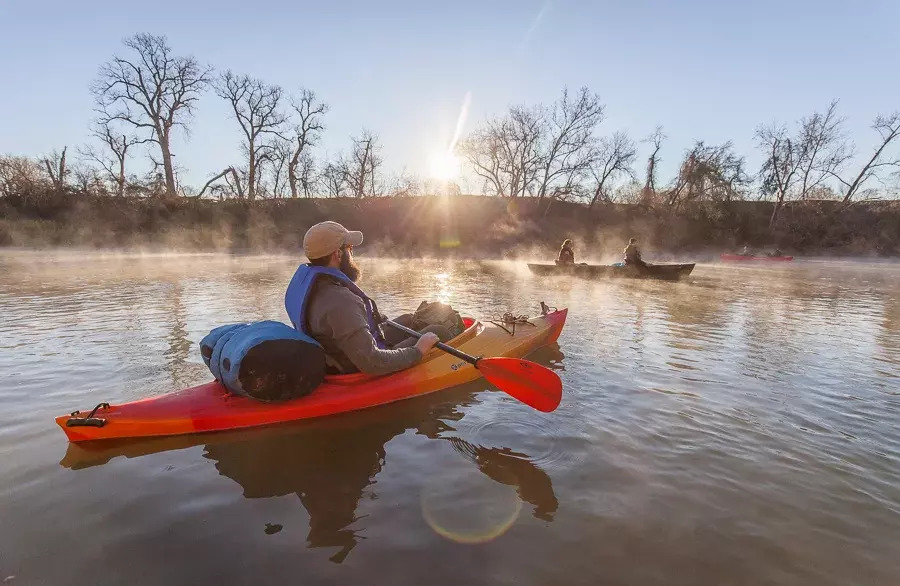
340, 250, 362, 282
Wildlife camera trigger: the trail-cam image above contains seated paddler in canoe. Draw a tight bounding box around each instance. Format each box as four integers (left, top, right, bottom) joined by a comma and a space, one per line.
555, 239, 575, 265
554, 239, 589, 266
286, 220, 458, 376
623, 237, 648, 268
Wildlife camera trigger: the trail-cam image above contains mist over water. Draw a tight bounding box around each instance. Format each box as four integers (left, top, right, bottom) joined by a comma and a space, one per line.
1, 250, 898, 585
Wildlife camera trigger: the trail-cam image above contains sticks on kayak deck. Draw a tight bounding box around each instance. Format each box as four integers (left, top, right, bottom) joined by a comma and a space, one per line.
383, 319, 562, 413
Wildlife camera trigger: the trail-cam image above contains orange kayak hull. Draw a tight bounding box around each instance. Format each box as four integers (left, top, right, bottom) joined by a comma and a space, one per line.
57, 309, 567, 442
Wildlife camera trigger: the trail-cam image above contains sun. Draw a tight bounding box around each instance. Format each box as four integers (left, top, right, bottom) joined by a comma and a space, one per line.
428, 150, 461, 181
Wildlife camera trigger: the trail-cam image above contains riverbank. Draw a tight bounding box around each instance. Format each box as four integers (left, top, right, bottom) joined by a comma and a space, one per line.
1, 194, 898, 258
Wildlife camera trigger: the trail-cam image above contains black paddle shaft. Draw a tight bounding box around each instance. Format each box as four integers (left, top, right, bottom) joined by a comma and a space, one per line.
383, 319, 479, 366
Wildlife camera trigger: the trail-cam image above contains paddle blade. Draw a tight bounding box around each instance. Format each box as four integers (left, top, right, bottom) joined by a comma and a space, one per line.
476, 357, 562, 412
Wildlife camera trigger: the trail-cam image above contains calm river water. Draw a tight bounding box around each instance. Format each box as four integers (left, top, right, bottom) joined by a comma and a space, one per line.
1, 251, 898, 585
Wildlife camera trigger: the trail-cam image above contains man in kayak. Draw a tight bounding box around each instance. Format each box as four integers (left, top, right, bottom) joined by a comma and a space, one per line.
284, 221, 442, 375
623, 238, 647, 268
555, 239, 575, 265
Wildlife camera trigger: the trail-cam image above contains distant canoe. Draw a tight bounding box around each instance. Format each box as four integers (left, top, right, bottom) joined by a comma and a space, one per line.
527, 262, 695, 281
720, 254, 794, 262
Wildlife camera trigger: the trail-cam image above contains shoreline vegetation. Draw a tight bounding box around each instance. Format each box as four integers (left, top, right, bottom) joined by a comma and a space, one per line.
2, 193, 898, 258
2, 32, 899, 258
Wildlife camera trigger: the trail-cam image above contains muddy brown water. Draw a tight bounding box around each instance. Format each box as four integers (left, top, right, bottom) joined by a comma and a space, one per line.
1, 251, 898, 585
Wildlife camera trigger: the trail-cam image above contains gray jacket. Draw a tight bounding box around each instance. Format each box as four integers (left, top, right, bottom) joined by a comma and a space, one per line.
305, 277, 422, 375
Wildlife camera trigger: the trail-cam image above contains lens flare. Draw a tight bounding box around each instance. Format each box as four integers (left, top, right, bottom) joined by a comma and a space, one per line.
421, 468, 523, 544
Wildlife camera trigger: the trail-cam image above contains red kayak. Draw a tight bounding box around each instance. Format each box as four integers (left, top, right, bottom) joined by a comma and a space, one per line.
57, 309, 568, 442
720, 254, 793, 262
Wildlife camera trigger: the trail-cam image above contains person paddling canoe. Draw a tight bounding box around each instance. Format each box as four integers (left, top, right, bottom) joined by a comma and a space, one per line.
623, 238, 647, 268
285, 221, 447, 375
555, 239, 575, 265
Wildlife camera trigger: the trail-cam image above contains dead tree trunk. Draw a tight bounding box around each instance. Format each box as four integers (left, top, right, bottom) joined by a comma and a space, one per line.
43, 147, 67, 191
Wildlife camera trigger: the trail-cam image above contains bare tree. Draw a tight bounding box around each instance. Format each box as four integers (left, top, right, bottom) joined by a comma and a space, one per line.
796, 101, 849, 197
832, 111, 900, 204
320, 157, 348, 197
461, 88, 609, 207
611, 180, 645, 204
215, 71, 286, 200
756, 122, 799, 226
285, 89, 328, 198
92, 33, 211, 196
224, 167, 247, 199
461, 106, 543, 198
504, 106, 544, 198
297, 150, 317, 197
384, 169, 422, 197
0, 156, 48, 197
345, 130, 382, 197
264, 139, 292, 198
42, 147, 68, 191
196, 167, 242, 199
534, 87, 605, 203
587, 131, 637, 209
70, 162, 105, 195
756, 101, 851, 228
667, 141, 749, 206
642, 126, 665, 200
81, 117, 146, 197
459, 122, 505, 195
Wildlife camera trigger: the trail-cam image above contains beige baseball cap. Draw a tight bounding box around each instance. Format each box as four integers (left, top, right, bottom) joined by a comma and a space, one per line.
303, 221, 364, 260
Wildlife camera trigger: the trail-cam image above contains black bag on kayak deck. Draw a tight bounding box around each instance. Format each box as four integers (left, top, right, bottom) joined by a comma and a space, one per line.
410, 300, 465, 339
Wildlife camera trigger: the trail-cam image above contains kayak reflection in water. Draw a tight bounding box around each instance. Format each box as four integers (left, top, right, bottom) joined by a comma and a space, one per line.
285, 221, 445, 376
59, 346, 567, 565
555, 239, 575, 265
201, 393, 559, 563
623, 238, 647, 268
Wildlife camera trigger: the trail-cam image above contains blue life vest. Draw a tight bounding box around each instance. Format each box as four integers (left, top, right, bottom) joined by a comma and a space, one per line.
284, 264, 387, 348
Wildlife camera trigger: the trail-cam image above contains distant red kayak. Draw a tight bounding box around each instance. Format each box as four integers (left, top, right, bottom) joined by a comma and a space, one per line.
720, 254, 794, 262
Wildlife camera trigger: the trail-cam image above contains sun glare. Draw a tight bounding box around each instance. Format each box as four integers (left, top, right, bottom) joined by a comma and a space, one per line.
428, 150, 461, 181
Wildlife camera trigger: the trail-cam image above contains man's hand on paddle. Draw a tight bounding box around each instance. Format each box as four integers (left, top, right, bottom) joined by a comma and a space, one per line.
415, 332, 440, 354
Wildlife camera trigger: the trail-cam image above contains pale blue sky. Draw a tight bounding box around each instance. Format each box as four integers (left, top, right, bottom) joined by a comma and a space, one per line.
1, 0, 898, 190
